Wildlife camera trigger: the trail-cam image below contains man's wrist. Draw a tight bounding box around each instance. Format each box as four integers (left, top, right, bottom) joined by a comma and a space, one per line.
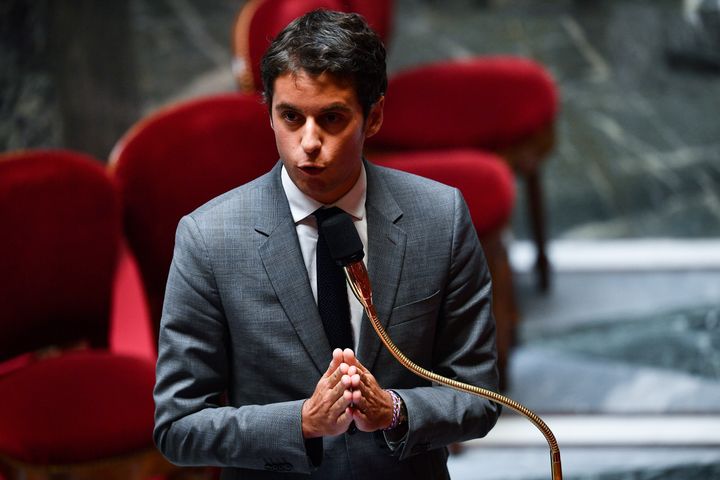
383, 390, 407, 431
301, 399, 320, 439
381, 390, 408, 452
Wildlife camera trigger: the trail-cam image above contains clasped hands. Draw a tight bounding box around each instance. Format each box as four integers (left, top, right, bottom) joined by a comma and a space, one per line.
301, 348, 393, 438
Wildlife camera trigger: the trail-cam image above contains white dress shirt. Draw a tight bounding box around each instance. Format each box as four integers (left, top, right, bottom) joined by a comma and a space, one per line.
280, 164, 368, 353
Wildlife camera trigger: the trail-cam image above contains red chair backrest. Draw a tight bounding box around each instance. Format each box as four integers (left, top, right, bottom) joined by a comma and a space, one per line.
234, 0, 343, 91
109, 93, 278, 335
0, 150, 120, 361
369, 149, 515, 235
341, 0, 394, 43
233, 0, 393, 92
370, 57, 558, 150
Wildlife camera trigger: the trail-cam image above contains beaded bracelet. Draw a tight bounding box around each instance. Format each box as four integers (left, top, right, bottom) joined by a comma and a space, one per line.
383, 389, 402, 431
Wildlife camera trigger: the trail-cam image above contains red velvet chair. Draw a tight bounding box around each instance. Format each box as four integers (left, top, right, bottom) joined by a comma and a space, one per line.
231, 0, 558, 291
109, 93, 279, 343
0, 150, 174, 480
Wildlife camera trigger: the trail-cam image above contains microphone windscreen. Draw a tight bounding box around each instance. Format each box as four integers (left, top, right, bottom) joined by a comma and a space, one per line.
319, 210, 365, 266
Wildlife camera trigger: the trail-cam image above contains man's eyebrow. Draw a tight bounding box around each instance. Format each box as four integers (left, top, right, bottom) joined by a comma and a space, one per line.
274, 102, 298, 112
320, 103, 352, 113
273, 102, 352, 113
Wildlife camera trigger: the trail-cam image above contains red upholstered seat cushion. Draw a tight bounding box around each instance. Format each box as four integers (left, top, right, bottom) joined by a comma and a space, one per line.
0, 350, 156, 465
369, 56, 558, 150
368, 149, 515, 235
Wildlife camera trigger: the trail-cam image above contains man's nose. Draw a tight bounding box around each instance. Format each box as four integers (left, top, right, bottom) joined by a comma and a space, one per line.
300, 119, 321, 154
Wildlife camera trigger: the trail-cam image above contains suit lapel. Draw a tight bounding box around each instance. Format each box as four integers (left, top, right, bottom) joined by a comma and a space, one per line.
256, 165, 330, 375
357, 162, 407, 372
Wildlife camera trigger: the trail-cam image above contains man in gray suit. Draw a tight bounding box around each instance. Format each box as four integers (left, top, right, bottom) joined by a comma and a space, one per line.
154, 9, 500, 479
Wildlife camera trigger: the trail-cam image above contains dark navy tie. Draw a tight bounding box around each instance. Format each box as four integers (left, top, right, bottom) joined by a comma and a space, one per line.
313, 207, 354, 351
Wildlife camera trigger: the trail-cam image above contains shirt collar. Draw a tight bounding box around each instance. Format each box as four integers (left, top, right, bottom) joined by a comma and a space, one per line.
281, 163, 367, 224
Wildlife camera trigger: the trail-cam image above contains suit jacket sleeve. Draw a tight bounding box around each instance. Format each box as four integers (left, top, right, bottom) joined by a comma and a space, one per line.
393, 188, 501, 460
153, 214, 315, 473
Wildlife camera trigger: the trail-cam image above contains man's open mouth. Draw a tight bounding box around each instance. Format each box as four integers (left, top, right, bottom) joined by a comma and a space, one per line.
299, 166, 324, 175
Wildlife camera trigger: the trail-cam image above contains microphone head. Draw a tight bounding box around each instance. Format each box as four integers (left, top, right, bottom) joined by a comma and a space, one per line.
318, 209, 365, 266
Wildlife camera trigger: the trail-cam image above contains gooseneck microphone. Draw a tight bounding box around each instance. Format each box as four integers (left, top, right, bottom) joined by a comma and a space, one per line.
319, 211, 562, 480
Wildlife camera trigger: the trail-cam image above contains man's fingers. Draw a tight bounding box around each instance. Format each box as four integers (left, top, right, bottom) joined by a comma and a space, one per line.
360, 371, 378, 388
317, 381, 351, 420
304, 353, 362, 438
349, 406, 369, 424
330, 388, 352, 416
323, 350, 344, 378
324, 366, 342, 387
341, 372, 360, 390
336, 407, 354, 428
353, 358, 370, 375
330, 373, 352, 401
345, 371, 373, 394
341, 349, 372, 376
344, 387, 365, 411
342, 348, 355, 364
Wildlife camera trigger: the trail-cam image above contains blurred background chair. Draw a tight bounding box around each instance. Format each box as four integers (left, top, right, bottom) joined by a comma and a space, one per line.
109, 93, 279, 344
0, 149, 173, 480
231, 0, 558, 292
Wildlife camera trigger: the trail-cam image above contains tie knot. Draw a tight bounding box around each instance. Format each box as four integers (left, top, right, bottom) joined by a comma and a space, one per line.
313, 206, 345, 226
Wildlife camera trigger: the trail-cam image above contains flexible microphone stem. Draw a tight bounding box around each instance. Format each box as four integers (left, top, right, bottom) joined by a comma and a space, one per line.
343, 261, 562, 480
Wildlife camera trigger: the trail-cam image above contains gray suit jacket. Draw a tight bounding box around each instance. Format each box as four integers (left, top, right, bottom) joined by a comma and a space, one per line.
154, 161, 500, 479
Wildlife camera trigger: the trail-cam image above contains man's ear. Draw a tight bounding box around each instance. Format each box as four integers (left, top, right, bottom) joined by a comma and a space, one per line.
268, 112, 275, 130
364, 96, 384, 139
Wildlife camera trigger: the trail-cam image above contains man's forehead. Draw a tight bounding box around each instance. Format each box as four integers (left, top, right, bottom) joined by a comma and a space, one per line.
271, 70, 360, 109
283, 69, 353, 88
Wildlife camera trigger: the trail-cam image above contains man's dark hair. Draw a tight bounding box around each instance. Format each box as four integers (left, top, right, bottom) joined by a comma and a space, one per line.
260, 9, 387, 118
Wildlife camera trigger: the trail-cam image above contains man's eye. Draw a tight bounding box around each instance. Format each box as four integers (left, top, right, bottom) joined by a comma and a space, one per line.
324, 113, 341, 124
282, 111, 301, 123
